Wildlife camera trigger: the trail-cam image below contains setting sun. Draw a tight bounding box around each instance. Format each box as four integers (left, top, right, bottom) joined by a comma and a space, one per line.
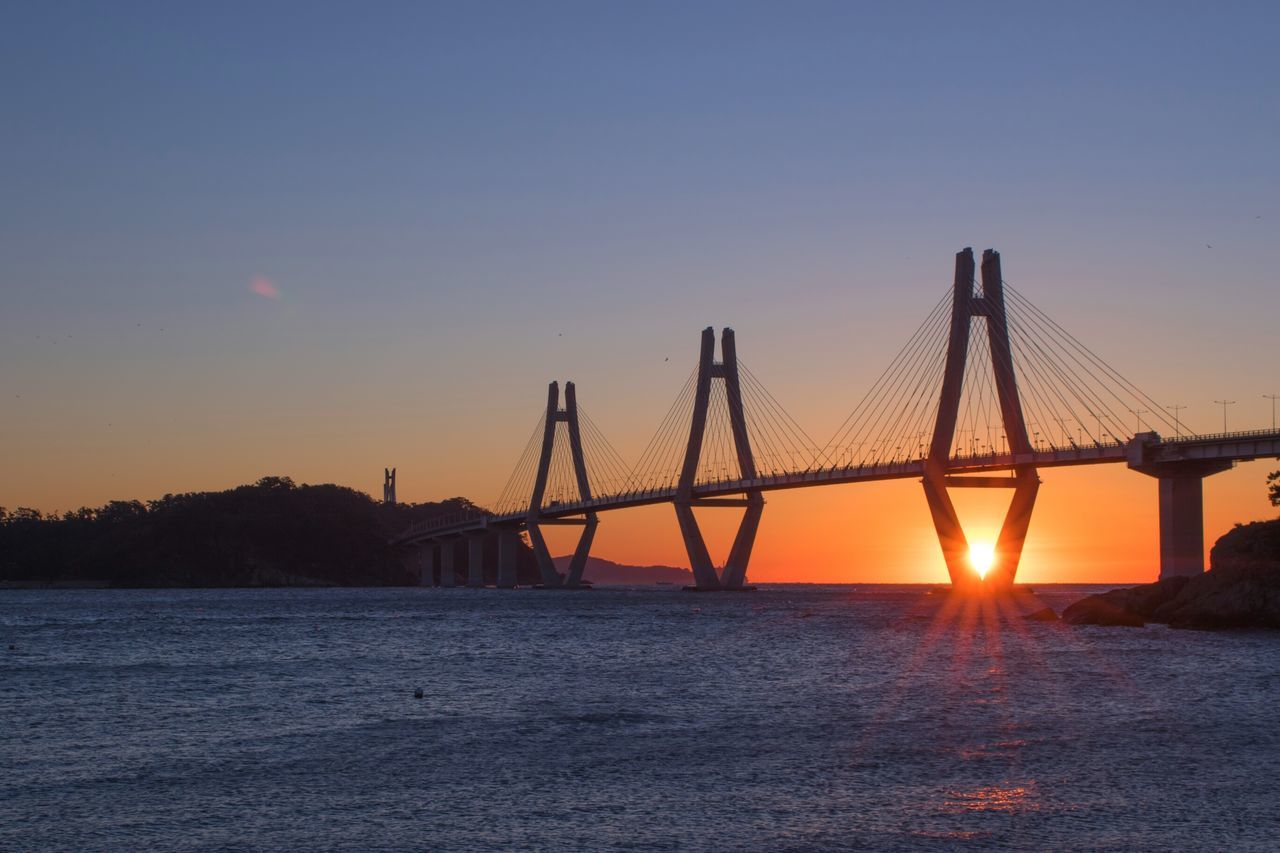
969, 542, 996, 579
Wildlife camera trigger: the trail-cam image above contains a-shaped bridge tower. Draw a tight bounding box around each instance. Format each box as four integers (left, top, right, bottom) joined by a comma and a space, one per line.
923, 248, 1039, 590
525, 380, 599, 589
674, 328, 764, 590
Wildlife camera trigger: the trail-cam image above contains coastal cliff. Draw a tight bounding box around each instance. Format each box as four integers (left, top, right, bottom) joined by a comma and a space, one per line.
1063, 519, 1280, 629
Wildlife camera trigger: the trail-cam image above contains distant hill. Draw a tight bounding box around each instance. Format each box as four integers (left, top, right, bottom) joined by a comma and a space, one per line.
552, 555, 693, 585
0, 477, 541, 588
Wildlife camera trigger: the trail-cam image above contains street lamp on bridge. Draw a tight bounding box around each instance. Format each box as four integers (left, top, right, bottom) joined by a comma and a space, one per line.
1214, 399, 1236, 433
1165, 404, 1186, 439
1129, 408, 1149, 435
1265, 394, 1279, 430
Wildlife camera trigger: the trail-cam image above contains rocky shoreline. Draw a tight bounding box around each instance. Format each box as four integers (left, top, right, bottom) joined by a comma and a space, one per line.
1063, 519, 1280, 629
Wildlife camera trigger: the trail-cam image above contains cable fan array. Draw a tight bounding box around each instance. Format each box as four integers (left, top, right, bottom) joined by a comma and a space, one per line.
1002, 282, 1179, 448
624, 361, 824, 491
490, 407, 633, 516
821, 281, 1180, 465
488, 279, 1182, 515
489, 362, 822, 514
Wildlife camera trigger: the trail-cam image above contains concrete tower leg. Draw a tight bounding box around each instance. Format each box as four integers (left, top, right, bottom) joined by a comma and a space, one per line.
560, 382, 599, 589
525, 523, 563, 587
674, 503, 721, 589
497, 529, 519, 589
467, 534, 486, 588
719, 492, 764, 589
564, 514, 599, 588
439, 540, 456, 587
990, 470, 1039, 589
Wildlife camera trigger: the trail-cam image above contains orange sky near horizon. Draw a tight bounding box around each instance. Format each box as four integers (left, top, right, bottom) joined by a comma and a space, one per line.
2, 271, 1276, 586
4, 399, 1274, 585
530, 459, 1276, 585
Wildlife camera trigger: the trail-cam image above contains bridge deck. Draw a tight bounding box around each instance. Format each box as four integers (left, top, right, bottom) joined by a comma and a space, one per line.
393, 429, 1280, 545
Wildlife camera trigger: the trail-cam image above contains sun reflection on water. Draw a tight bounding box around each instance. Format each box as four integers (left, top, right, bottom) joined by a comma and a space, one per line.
943, 783, 1041, 813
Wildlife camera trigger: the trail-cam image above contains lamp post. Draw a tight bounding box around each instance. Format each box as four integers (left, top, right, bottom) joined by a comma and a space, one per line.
1129, 408, 1149, 435
1165, 404, 1186, 439
1265, 394, 1279, 430
1214, 399, 1236, 433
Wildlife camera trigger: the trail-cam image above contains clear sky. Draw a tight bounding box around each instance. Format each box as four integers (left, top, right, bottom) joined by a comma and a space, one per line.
3, 1, 1278, 582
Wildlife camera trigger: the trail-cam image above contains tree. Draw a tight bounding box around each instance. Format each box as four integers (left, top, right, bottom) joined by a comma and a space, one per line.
255, 476, 296, 491
1269, 471, 1280, 508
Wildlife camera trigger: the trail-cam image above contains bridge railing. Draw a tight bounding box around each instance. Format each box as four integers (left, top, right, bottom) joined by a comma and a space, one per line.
1162, 427, 1280, 445
399, 507, 491, 539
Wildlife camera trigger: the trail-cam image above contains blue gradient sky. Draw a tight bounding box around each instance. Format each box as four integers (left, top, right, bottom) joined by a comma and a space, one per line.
3, 2, 1278, 580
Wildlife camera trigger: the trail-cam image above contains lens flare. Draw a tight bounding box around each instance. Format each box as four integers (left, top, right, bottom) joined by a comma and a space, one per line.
250, 275, 281, 300
969, 542, 996, 579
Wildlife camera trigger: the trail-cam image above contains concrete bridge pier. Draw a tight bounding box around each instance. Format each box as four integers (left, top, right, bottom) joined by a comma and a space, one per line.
467, 533, 486, 588
439, 539, 457, 587
525, 521, 567, 587
419, 544, 436, 587
1135, 460, 1234, 578
497, 529, 519, 588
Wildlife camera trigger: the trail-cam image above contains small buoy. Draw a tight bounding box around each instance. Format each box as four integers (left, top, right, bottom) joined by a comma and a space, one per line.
692, 607, 702, 615
413, 688, 424, 699
7, 644, 14, 651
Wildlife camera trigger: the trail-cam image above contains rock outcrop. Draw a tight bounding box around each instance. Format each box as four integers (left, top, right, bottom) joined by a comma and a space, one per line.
1063, 520, 1280, 629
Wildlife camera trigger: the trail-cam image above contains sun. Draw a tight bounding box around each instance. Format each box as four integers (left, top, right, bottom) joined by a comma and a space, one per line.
969, 542, 996, 579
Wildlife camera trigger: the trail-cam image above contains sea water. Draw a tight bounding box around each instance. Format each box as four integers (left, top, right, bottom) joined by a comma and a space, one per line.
2, 585, 1278, 851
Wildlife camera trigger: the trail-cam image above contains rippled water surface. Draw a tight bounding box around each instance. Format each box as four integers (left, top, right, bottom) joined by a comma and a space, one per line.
3, 585, 1279, 851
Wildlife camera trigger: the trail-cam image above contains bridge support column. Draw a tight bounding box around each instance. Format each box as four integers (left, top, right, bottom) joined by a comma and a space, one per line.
467, 534, 486, 588
525, 522, 565, 587
497, 529, 519, 588
419, 544, 436, 587
563, 513, 599, 588
439, 540, 456, 587
674, 502, 722, 590
1134, 460, 1233, 578
674, 327, 763, 591
923, 248, 1039, 590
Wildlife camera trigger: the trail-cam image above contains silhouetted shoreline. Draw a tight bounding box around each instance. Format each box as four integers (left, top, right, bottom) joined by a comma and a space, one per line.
1064, 519, 1280, 629
0, 477, 542, 588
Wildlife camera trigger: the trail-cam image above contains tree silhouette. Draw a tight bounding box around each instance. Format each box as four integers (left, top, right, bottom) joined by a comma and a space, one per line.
0, 479, 538, 587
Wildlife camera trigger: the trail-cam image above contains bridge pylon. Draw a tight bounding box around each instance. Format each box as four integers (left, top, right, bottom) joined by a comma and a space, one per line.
675, 327, 764, 591
525, 380, 599, 588
923, 248, 1040, 590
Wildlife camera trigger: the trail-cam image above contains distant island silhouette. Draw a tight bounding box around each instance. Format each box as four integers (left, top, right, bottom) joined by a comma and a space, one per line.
0, 477, 543, 588
552, 555, 693, 586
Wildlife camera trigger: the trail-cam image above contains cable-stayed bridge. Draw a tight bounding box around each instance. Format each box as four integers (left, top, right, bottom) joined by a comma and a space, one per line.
396, 248, 1280, 591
